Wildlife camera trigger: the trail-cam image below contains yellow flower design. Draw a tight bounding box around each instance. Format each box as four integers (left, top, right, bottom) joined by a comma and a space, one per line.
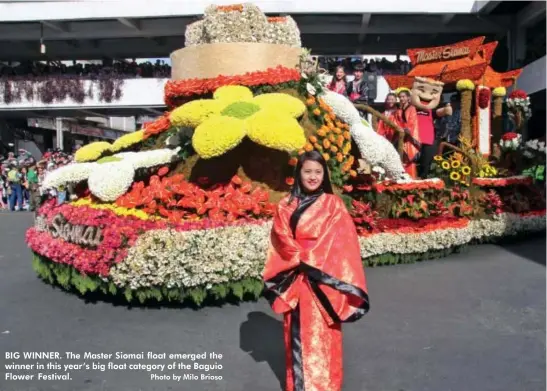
433, 155, 443, 162
75, 141, 112, 162
170, 85, 306, 159
461, 166, 472, 175
450, 172, 461, 181
441, 161, 451, 170
451, 160, 461, 169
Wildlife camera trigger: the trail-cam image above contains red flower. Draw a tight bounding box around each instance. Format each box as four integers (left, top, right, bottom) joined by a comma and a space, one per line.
285, 177, 295, 186
509, 89, 528, 100
157, 166, 169, 177
342, 185, 353, 193
143, 114, 172, 139
501, 132, 519, 141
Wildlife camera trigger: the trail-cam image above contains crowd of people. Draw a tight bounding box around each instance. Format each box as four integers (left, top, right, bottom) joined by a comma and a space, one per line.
0, 59, 171, 79
0, 149, 74, 211
321, 56, 412, 76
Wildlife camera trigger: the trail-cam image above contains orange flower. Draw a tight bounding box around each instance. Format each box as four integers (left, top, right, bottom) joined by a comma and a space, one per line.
285, 177, 295, 186
337, 135, 345, 147
323, 114, 331, 122
336, 153, 344, 162
313, 108, 321, 116
329, 113, 336, 120
314, 143, 322, 151
343, 131, 351, 140
348, 155, 355, 164
327, 122, 335, 130
304, 143, 314, 152
298, 149, 305, 155
322, 153, 330, 161
309, 135, 318, 143
288, 157, 298, 166
306, 98, 315, 106
328, 134, 336, 143
349, 170, 357, 177
316, 128, 326, 137
333, 127, 342, 135
341, 164, 349, 172
323, 139, 331, 149
335, 121, 343, 128
330, 145, 338, 153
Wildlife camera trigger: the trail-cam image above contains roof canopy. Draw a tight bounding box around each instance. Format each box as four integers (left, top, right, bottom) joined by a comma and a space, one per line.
385, 36, 522, 90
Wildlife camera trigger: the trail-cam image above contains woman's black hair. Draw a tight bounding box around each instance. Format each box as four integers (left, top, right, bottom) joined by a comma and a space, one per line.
288, 150, 334, 203
329, 65, 347, 89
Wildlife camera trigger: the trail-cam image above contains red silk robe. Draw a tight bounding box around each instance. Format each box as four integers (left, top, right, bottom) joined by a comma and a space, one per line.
263, 193, 369, 391
395, 105, 421, 178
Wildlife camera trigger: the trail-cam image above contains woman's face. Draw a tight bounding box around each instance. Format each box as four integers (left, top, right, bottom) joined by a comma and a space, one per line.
386, 95, 396, 108
300, 160, 324, 193
335, 68, 345, 80
399, 93, 409, 105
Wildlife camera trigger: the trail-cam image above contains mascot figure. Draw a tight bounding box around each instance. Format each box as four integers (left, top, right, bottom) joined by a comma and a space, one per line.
410, 76, 452, 178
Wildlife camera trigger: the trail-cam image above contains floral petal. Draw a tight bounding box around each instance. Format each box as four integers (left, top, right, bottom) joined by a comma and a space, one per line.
245, 111, 305, 152
252, 93, 306, 118
192, 116, 246, 159
169, 99, 220, 128
213, 85, 253, 104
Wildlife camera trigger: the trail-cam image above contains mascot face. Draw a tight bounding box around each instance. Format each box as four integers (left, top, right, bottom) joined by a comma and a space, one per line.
410, 77, 444, 111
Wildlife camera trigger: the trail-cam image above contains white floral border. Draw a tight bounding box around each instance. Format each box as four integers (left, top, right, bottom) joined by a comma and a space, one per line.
107, 212, 545, 290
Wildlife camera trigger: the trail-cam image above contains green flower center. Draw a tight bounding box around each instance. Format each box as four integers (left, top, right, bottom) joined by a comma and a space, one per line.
221, 101, 260, 119
97, 156, 122, 164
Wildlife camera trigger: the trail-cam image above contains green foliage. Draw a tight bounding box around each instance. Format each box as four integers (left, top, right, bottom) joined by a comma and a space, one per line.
251, 81, 298, 95
522, 165, 545, 183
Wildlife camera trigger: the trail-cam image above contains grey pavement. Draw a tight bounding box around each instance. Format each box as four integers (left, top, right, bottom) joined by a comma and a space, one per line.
0, 212, 545, 391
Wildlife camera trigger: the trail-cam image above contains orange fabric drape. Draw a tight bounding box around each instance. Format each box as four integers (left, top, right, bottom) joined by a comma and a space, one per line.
395, 105, 421, 178
263, 193, 369, 391
377, 109, 397, 141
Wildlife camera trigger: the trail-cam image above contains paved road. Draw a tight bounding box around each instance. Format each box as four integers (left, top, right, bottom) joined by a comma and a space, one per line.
0, 212, 545, 391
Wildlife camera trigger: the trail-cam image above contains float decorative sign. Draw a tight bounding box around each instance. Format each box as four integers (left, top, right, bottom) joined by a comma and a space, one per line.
415, 46, 470, 64
47, 214, 103, 247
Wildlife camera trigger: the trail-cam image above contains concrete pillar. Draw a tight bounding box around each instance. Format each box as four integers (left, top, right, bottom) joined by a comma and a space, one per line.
507, 22, 527, 69
55, 118, 64, 150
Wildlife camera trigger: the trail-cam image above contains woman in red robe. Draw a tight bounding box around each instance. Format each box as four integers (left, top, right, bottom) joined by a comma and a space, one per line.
395, 89, 421, 178
263, 150, 369, 391
377, 92, 398, 141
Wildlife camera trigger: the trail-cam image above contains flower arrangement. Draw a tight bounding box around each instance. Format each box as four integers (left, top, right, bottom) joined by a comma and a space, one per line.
115, 172, 275, 222
456, 79, 475, 91
500, 132, 522, 151
111, 130, 145, 152
72, 198, 151, 220
164, 66, 301, 106
492, 87, 507, 97
172, 85, 306, 158
507, 89, 532, 120
74, 141, 112, 162
142, 113, 172, 139
41, 162, 97, 191
431, 154, 473, 186
88, 161, 135, 202
478, 88, 491, 109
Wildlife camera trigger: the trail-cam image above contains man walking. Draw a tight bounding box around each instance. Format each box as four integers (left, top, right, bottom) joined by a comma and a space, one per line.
7, 164, 23, 211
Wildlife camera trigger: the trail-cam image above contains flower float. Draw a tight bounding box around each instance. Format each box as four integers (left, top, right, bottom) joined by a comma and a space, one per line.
74, 141, 112, 162
111, 130, 145, 152
170, 85, 306, 158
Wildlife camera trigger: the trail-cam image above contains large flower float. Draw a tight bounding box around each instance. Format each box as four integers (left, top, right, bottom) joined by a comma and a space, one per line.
28, 4, 545, 306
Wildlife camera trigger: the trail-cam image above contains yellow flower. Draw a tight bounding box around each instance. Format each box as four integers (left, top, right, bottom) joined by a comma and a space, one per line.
71, 198, 150, 220
492, 87, 507, 98
75, 141, 112, 162
111, 130, 145, 152
450, 172, 461, 181
461, 166, 471, 175
173, 85, 306, 158
441, 161, 451, 170
433, 155, 443, 162
193, 116, 246, 159
451, 160, 461, 169
456, 79, 475, 91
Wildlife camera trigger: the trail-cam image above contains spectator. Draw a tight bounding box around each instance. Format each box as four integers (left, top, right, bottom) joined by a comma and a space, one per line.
347, 64, 372, 105
26, 163, 39, 212
7, 164, 23, 211
327, 66, 348, 96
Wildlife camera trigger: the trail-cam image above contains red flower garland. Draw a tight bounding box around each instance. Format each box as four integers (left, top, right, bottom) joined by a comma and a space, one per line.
501, 132, 519, 141
478, 88, 491, 109
472, 176, 533, 187
371, 180, 445, 193
164, 65, 301, 107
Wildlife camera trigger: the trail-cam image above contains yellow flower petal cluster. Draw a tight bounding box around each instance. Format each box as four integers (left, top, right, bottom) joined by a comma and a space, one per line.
492, 87, 507, 98
193, 115, 246, 158
72, 198, 151, 220
75, 141, 112, 162
111, 130, 145, 152
173, 85, 306, 158
169, 100, 221, 127
456, 79, 475, 91
252, 93, 306, 118
246, 111, 306, 152
213, 85, 254, 102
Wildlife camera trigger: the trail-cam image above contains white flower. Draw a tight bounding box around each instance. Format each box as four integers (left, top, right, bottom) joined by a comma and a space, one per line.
306, 82, 316, 96
114, 148, 180, 170
319, 89, 407, 179
41, 163, 97, 191
88, 161, 135, 202
301, 72, 308, 79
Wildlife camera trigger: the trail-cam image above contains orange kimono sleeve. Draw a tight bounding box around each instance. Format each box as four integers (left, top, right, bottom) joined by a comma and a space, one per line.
403, 105, 421, 163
